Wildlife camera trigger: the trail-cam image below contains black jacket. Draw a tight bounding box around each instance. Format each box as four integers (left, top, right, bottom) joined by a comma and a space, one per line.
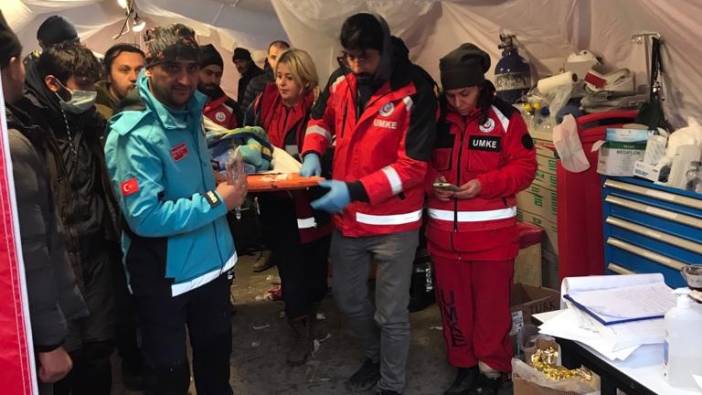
237, 63, 264, 104
7, 106, 88, 352
241, 66, 273, 113
13, 54, 121, 293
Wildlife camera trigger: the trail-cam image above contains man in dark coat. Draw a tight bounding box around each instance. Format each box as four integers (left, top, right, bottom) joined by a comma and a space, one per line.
14, 41, 121, 395
232, 46, 263, 103
1, 11, 88, 394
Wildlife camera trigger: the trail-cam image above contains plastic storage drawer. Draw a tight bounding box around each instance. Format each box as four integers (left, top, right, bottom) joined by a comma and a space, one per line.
602, 176, 702, 288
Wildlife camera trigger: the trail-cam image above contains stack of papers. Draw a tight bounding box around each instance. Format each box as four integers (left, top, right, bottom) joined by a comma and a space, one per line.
538, 273, 676, 361
563, 282, 675, 325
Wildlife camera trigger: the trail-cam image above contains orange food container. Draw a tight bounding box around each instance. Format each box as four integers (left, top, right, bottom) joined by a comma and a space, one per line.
247, 173, 323, 192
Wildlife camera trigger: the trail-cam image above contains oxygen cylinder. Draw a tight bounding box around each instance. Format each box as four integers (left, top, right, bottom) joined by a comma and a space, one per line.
494, 33, 532, 104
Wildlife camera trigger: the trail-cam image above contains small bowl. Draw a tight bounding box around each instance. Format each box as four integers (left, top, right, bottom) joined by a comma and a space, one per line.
681, 265, 702, 290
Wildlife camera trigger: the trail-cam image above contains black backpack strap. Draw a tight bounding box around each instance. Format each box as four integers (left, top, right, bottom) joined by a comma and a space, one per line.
649, 37, 663, 101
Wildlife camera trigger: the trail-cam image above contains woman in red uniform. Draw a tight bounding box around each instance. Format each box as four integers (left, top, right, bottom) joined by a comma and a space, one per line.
427, 43, 537, 394
245, 48, 332, 366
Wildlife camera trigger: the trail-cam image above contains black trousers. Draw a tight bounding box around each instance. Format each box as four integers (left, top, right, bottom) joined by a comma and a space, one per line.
53, 341, 113, 395
55, 238, 116, 395
112, 251, 143, 375
259, 194, 331, 319
126, 239, 233, 395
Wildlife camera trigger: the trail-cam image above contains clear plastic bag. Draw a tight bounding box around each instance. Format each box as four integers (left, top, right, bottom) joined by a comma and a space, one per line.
225, 147, 248, 218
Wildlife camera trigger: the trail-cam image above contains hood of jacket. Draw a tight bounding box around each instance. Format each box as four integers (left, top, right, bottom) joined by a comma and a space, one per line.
95, 80, 119, 110
23, 52, 62, 115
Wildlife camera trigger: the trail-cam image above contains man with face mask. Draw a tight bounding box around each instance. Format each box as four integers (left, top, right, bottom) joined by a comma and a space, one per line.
95, 43, 145, 120
2, 11, 89, 395
14, 41, 120, 395
300, 13, 437, 395
199, 43, 242, 129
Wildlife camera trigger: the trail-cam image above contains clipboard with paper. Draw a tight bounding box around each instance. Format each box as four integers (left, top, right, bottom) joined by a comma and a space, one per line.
563, 281, 676, 326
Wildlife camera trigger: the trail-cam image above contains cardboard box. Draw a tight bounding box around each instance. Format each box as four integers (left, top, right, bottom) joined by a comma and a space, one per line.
596, 141, 646, 176
542, 249, 560, 289
517, 209, 559, 255
536, 154, 558, 174
530, 125, 553, 142
517, 187, 557, 223
510, 284, 560, 336
596, 128, 648, 177
534, 140, 557, 158
515, 243, 542, 287
513, 376, 581, 395
533, 169, 558, 190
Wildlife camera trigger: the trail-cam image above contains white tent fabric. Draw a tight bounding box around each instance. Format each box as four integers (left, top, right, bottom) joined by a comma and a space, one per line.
3, 0, 288, 99
3, 0, 702, 127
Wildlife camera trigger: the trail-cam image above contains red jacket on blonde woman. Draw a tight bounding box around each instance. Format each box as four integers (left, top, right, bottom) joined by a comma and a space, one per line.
244, 48, 331, 367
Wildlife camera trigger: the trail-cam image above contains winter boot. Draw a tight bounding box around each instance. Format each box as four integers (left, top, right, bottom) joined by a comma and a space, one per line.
444, 366, 479, 394
286, 315, 313, 366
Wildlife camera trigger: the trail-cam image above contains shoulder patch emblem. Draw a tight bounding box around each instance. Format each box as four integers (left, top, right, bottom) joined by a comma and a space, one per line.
120, 177, 139, 196
215, 111, 227, 122
379, 102, 394, 117
522, 134, 535, 150
479, 118, 495, 133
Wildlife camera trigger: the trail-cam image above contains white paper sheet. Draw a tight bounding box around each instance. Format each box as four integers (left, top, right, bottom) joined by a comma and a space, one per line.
538, 309, 640, 361
565, 282, 676, 324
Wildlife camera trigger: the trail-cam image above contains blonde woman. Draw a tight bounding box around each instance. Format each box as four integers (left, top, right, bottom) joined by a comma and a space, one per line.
244, 48, 331, 366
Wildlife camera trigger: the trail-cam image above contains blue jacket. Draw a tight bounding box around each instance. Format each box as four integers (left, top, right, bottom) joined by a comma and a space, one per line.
105, 72, 236, 296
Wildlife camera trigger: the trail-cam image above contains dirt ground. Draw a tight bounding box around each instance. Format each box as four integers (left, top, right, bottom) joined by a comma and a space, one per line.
111, 252, 514, 394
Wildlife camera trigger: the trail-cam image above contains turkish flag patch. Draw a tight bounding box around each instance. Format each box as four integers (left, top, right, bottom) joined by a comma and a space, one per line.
171, 143, 188, 161
120, 177, 139, 196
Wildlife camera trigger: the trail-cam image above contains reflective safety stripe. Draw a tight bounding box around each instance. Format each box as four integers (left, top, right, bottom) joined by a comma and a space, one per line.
297, 217, 317, 229
491, 105, 510, 133
306, 125, 332, 140
171, 252, 237, 297
382, 166, 403, 195
356, 209, 422, 225
403, 96, 413, 112
428, 207, 517, 222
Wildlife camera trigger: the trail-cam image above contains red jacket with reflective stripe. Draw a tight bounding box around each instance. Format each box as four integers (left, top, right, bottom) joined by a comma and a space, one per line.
249, 83, 331, 243
204, 94, 241, 130
426, 100, 536, 259
302, 66, 437, 237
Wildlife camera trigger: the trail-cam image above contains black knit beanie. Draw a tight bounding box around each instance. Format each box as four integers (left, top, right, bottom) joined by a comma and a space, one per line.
0, 11, 22, 68
199, 44, 223, 68
232, 47, 252, 62
37, 15, 78, 48
439, 43, 491, 90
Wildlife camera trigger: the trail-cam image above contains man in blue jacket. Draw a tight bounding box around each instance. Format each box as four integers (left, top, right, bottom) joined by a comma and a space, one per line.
104, 24, 246, 395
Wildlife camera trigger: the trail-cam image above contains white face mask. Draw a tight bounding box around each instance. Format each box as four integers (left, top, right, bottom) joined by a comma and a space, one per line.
54, 80, 97, 114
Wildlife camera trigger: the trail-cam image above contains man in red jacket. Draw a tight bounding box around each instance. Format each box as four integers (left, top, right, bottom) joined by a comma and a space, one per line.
300, 13, 436, 395
199, 44, 242, 129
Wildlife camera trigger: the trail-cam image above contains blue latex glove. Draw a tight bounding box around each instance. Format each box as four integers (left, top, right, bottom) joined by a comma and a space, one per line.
300, 153, 322, 177
311, 180, 350, 213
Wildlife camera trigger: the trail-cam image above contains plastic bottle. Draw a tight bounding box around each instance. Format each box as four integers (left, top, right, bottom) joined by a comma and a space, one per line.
664, 294, 702, 388
539, 107, 554, 138
521, 103, 534, 132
